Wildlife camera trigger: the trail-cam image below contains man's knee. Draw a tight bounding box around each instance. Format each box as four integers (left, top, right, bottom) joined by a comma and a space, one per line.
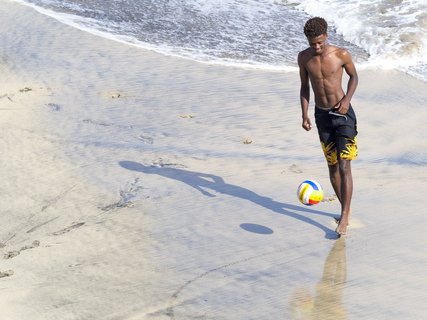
328, 163, 339, 175
338, 159, 351, 175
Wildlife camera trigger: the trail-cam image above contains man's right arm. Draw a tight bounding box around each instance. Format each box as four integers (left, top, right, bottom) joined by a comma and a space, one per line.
298, 52, 312, 131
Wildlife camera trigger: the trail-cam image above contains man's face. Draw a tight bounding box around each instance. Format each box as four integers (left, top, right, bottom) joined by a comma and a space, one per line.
307, 34, 328, 55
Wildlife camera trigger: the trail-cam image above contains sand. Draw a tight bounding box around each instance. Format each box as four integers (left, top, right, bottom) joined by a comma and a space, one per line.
0, 1, 426, 319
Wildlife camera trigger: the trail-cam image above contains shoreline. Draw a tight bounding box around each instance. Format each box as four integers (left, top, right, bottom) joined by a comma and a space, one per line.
1, 1, 427, 319
9, 0, 427, 83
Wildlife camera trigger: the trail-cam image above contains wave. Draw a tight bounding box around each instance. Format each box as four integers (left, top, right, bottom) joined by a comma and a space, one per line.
10, 0, 427, 81
292, 0, 427, 79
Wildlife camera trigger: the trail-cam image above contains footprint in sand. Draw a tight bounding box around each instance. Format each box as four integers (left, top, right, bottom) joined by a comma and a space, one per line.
20, 240, 41, 251
280, 164, 303, 175
52, 222, 85, 236
0, 87, 32, 103
289, 164, 303, 173
138, 134, 154, 144
3, 240, 40, 260
241, 137, 253, 144
19, 87, 32, 93
3, 251, 20, 260
151, 158, 186, 168
179, 114, 194, 119
0, 270, 14, 278
100, 178, 145, 212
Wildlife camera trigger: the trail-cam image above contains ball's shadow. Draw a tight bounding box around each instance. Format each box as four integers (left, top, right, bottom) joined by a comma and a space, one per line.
240, 223, 274, 235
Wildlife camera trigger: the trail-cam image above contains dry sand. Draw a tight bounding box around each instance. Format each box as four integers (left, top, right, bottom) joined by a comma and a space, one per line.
0, 1, 426, 319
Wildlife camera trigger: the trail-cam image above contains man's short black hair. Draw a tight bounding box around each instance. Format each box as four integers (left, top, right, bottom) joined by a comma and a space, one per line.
304, 17, 328, 38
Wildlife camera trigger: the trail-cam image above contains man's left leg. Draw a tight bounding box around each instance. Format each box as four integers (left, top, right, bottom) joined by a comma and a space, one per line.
336, 159, 353, 235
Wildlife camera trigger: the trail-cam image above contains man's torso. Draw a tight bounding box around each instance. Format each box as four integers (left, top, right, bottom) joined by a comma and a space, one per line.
300, 45, 346, 109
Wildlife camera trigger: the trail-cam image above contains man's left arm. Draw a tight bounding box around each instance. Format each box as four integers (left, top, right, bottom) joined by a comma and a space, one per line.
337, 49, 358, 114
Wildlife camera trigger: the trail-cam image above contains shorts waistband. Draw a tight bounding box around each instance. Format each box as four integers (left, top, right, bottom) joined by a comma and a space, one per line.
315, 105, 349, 120
315, 105, 335, 112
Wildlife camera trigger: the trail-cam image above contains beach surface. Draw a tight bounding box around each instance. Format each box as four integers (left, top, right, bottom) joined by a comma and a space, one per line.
1, 1, 426, 319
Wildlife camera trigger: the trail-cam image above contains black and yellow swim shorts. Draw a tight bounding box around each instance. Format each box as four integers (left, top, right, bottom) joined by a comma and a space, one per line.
314, 105, 358, 166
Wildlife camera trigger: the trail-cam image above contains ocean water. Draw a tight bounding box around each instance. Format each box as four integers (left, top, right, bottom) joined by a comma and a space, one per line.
13, 0, 427, 82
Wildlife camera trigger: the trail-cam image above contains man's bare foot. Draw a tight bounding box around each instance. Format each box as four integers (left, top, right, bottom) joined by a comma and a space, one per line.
336, 221, 348, 236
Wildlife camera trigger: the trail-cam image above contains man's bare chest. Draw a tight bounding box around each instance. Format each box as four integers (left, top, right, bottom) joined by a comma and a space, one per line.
306, 57, 343, 79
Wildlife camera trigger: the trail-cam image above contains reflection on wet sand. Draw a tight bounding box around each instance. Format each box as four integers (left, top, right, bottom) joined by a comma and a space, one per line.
290, 238, 347, 319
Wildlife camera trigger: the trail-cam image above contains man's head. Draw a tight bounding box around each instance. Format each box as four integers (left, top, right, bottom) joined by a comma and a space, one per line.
304, 17, 328, 38
304, 17, 328, 55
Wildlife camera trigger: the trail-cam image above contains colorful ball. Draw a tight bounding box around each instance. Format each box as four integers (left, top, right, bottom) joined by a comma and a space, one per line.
297, 179, 323, 205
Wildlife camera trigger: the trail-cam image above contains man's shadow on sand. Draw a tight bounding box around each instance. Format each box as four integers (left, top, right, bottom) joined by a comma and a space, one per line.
119, 161, 338, 239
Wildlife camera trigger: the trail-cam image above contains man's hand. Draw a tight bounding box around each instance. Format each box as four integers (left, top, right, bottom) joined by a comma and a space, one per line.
302, 117, 312, 131
336, 96, 350, 114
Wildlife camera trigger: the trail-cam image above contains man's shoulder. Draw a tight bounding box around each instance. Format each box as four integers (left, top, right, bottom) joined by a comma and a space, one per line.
328, 45, 350, 58
298, 47, 312, 56
298, 48, 312, 62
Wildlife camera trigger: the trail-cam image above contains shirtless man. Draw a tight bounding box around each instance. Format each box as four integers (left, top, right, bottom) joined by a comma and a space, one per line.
298, 17, 358, 236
